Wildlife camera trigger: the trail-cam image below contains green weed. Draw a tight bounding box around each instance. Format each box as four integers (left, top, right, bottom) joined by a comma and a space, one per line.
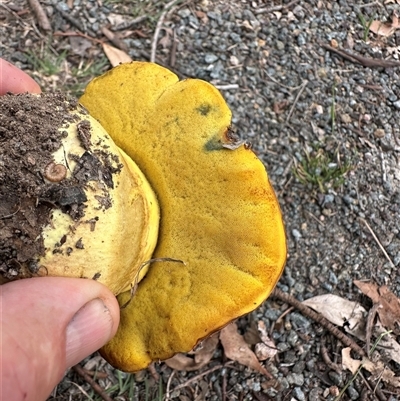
358, 13, 375, 41
293, 148, 351, 193
25, 49, 68, 76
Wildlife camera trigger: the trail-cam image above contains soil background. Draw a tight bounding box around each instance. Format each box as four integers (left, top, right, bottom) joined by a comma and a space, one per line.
1, 1, 400, 400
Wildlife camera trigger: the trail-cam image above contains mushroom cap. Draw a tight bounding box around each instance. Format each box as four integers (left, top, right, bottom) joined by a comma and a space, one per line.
80, 62, 286, 371
0, 94, 159, 295
37, 113, 160, 294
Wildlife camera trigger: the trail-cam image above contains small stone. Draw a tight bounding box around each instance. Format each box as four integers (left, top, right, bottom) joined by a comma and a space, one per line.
374, 128, 385, 138
347, 386, 359, 400
309, 388, 323, 401
340, 113, 351, 124
205, 54, 218, 63
287, 373, 304, 386
276, 40, 285, 50
292, 361, 305, 374
292, 228, 302, 240
393, 100, 400, 109
292, 387, 306, 401
287, 330, 299, 347
330, 39, 338, 48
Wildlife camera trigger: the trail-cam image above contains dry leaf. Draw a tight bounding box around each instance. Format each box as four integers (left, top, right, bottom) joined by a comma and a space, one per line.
69, 36, 92, 57
354, 280, 400, 332
370, 12, 400, 37
374, 321, 400, 365
254, 321, 277, 361
158, 28, 173, 49
346, 33, 354, 50
220, 322, 272, 377
341, 347, 360, 375
102, 43, 132, 67
302, 294, 367, 340
195, 10, 209, 24
165, 335, 219, 371
342, 347, 400, 388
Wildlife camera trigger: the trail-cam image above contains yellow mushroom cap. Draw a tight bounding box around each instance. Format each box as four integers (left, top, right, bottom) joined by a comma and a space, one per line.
80, 62, 286, 371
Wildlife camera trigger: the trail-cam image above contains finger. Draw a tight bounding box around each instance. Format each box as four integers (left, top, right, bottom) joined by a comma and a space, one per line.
0, 58, 41, 95
0, 277, 120, 401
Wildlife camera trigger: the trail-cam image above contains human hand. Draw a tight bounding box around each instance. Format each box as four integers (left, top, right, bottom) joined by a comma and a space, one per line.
0, 58, 41, 95
0, 59, 121, 401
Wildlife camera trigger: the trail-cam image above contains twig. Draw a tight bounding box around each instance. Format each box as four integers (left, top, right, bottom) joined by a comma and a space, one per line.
359, 218, 395, 268
286, 80, 308, 123
366, 303, 381, 356
214, 84, 239, 90
170, 28, 177, 68
264, 70, 304, 91
147, 363, 160, 382
27, 0, 51, 31
72, 364, 114, 401
165, 370, 176, 401
321, 337, 342, 373
112, 15, 147, 31
322, 43, 400, 68
305, 210, 325, 227
54, 31, 103, 44
255, 0, 301, 15
151, 0, 182, 63
0, 205, 20, 219
272, 288, 366, 356
169, 362, 234, 393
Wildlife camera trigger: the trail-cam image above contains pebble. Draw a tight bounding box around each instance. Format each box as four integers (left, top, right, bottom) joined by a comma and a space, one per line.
287, 373, 305, 386
292, 387, 306, 401
205, 54, 218, 63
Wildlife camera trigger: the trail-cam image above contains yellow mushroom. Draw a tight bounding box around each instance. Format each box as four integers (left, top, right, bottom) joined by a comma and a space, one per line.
80, 62, 287, 372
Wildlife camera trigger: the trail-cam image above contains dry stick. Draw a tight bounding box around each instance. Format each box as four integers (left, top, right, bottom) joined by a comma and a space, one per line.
255, 0, 301, 15
271, 288, 366, 356
286, 80, 308, 123
359, 218, 395, 268
54, 31, 103, 45
359, 371, 387, 401
27, 0, 51, 31
366, 303, 381, 356
165, 370, 176, 401
321, 44, 400, 68
72, 364, 114, 401
151, 0, 183, 63
169, 362, 234, 393
320, 337, 342, 373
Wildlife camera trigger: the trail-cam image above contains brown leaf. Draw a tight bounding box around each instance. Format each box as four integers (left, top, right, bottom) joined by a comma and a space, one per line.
102, 43, 132, 67
342, 347, 400, 388
254, 321, 277, 361
370, 12, 400, 37
354, 280, 400, 332
220, 322, 272, 378
302, 294, 367, 340
165, 335, 219, 371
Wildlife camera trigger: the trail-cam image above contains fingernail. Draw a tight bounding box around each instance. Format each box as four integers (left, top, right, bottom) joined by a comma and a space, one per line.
65, 298, 114, 368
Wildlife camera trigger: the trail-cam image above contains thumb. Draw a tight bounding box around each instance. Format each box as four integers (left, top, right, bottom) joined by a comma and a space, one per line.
0, 58, 41, 95
0, 277, 120, 401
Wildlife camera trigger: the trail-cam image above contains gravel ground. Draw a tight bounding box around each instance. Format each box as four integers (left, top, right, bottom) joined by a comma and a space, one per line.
1, 0, 400, 400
